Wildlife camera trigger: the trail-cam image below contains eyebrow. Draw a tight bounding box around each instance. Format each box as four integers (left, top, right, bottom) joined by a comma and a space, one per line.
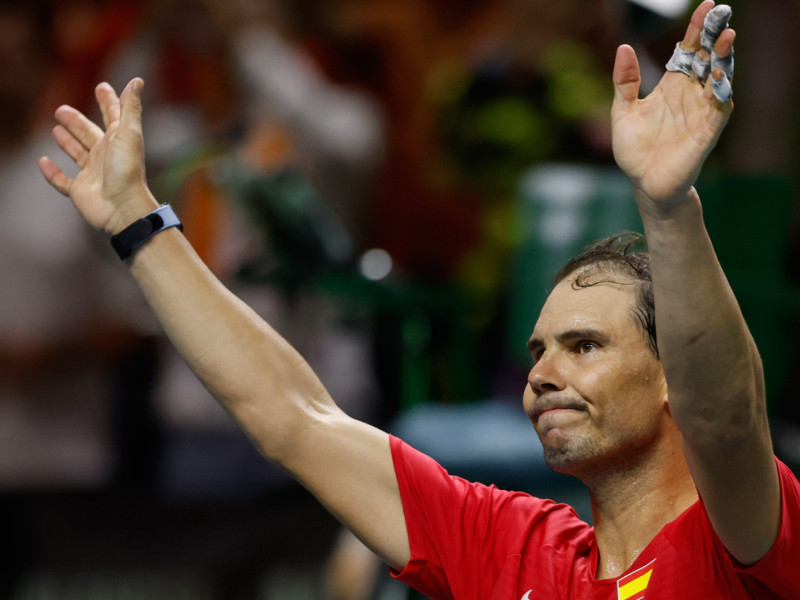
527, 328, 612, 355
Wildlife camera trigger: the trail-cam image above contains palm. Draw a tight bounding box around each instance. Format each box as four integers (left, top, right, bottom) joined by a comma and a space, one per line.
609, 0, 734, 206
73, 121, 145, 230
612, 70, 729, 202
39, 80, 152, 234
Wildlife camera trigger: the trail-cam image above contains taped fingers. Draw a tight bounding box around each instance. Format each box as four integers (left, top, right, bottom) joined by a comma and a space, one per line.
665, 43, 712, 82
709, 22, 735, 103
701, 5, 732, 53
665, 3, 734, 103
692, 4, 733, 84
666, 43, 695, 77
692, 53, 711, 82
711, 48, 734, 81
681, 0, 713, 50
711, 70, 733, 103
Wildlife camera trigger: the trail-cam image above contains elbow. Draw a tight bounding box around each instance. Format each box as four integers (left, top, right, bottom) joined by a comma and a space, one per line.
676, 384, 768, 449
236, 386, 343, 467
675, 356, 768, 447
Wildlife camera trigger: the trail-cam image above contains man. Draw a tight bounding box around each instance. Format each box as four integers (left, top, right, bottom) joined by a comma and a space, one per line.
39, 1, 800, 598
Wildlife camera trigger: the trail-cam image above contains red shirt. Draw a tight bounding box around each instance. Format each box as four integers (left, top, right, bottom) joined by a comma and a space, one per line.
389, 435, 800, 600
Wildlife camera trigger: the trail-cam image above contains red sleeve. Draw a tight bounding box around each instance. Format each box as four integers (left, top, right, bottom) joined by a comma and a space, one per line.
732, 458, 800, 597
388, 435, 588, 600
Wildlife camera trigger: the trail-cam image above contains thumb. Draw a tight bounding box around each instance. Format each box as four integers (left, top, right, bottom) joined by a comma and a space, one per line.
612, 45, 641, 115
119, 78, 144, 135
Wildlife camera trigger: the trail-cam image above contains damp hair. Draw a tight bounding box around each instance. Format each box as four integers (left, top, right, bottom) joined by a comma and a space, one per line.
553, 232, 658, 358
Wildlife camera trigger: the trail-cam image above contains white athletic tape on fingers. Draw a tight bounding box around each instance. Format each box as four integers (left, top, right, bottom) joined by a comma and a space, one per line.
711, 73, 732, 103
705, 4, 734, 102
711, 48, 734, 81
692, 54, 711, 82
666, 43, 695, 77
666, 4, 734, 101
701, 4, 732, 52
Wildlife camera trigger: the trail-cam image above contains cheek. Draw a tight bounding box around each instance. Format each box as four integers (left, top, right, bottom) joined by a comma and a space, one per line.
522, 383, 535, 415
579, 355, 659, 416
605, 362, 665, 424
626, 356, 666, 401
569, 364, 608, 404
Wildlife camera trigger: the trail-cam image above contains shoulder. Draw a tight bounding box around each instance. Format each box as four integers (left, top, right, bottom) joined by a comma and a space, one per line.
658, 458, 800, 598
736, 460, 800, 585
390, 434, 590, 550
390, 435, 594, 599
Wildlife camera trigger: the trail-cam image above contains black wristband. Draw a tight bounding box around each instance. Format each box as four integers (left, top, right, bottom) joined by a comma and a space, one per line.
110, 204, 183, 260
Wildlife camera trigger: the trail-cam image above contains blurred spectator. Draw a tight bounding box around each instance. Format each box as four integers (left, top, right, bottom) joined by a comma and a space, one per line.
99, 0, 386, 500
39, 0, 143, 118
0, 0, 150, 489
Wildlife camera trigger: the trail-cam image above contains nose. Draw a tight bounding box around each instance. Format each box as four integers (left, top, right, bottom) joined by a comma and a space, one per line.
527, 353, 567, 395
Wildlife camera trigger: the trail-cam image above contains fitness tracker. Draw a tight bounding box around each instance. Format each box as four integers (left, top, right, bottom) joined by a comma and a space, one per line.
110, 204, 183, 260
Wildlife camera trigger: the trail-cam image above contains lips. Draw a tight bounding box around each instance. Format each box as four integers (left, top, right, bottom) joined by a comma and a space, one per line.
530, 396, 587, 422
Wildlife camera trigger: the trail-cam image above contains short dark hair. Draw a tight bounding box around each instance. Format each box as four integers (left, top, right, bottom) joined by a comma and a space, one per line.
554, 232, 658, 357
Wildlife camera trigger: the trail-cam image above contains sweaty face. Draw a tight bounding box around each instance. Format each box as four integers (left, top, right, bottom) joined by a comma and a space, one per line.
523, 273, 668, 478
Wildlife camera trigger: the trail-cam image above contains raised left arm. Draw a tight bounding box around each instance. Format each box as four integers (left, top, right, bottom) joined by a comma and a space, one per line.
612, 1, 780, 566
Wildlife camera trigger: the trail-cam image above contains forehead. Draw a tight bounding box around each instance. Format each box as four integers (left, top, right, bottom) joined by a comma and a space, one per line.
532, 276, 639, 340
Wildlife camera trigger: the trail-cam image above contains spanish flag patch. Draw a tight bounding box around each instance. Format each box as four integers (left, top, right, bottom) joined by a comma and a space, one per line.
617, 559, 656, 600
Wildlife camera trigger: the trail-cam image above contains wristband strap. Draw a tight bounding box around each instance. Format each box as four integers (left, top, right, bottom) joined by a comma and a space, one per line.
110, 204, 183, 260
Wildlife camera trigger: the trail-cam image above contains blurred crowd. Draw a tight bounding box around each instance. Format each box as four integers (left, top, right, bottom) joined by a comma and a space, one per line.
0, 0, 625, 493
1, 0, 799, 597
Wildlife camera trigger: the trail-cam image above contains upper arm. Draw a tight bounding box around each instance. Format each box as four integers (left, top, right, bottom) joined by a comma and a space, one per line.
682, 433, 781, 566
278, 409, 411, 571
678, 350, 781, 566
640, 195, 782, 567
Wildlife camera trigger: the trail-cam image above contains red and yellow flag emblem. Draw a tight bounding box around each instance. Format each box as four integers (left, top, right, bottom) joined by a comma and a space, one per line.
617, 559, 656, 600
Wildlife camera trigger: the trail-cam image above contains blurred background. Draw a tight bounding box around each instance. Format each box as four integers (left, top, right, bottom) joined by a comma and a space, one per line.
1, 0, 798, 598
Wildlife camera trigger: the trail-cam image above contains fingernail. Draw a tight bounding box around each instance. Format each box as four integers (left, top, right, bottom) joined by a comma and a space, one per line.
132, 79, 143, 95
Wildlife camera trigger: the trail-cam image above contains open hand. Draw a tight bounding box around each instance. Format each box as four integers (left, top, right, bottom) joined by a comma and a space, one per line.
611, 1, 735, 209
38, 78, 158, 235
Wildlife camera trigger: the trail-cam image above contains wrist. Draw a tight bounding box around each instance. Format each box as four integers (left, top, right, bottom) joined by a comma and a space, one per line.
105, 187, 161, 236
633, 186, 701, 222
110, 203, 183, 261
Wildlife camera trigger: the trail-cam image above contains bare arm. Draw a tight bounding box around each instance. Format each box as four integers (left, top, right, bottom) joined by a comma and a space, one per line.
39, 80, 410, 569
611, 1, 779, 565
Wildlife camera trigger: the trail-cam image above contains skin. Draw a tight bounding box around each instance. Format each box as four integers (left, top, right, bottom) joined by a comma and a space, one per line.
613, 0, 779, 573
525, 274, 669, 479
524, 272, 699, 578
38, 0, 779, 583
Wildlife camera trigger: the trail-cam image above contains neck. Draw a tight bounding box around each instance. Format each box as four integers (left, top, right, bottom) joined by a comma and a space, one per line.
585, 434, 697, 579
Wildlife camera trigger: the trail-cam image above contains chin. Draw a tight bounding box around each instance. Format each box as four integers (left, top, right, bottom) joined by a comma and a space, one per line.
540, 433, 599, 476
543, 447, 583, 475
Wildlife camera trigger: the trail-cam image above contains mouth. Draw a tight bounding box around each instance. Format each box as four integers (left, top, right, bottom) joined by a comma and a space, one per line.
530, 397, 586, 423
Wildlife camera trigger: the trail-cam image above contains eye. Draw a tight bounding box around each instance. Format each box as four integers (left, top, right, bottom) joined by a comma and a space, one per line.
530, 348, 544, 366
577, 341, 597, 354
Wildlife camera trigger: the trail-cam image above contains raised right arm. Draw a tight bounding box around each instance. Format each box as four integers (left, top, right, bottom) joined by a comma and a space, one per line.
39, 79, 410, 570
610, 2, 780, 565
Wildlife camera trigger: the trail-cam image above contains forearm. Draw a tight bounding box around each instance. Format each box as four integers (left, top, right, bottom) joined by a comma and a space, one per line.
41, 79, 411, 568
123, 201, 338, 462
636, 187, 764, 442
